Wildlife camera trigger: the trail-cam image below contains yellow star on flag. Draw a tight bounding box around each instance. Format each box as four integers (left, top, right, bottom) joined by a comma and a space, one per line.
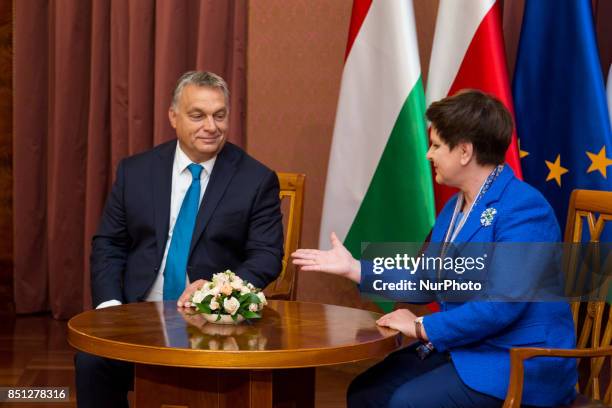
545, 154, 569, 187
586, 146, 612, 178
518, 139, 529, 158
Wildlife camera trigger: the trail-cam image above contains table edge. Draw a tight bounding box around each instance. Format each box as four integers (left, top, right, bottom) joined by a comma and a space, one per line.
67, 314, 401, 369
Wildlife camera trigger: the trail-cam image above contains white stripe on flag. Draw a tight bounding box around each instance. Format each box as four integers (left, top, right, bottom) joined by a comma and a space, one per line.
319, 0, 422, 248
426, 0, 495, 104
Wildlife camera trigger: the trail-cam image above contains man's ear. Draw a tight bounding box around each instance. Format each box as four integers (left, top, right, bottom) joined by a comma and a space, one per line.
168, 107, 177, 129
459, 142, 474, 166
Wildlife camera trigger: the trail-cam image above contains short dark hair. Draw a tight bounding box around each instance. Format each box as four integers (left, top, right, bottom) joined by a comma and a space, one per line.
425, 90, 513, 166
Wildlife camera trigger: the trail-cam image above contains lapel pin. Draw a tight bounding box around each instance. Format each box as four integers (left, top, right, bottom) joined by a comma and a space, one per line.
480, 207, 497, 227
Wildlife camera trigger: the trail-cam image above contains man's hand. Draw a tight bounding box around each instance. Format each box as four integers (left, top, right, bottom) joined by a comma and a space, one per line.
376, 309, 427, 340
177, 279, 207, 308
291, 232, 361, 283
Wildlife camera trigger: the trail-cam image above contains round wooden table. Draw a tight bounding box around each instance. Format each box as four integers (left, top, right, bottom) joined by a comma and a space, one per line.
68, 300, 401, 408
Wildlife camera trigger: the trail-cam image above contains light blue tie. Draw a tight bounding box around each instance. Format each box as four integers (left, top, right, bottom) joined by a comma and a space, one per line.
163, 163, 204, 300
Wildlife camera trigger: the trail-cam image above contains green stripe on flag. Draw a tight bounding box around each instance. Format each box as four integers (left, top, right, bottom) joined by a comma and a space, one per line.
344, 78, 435, 312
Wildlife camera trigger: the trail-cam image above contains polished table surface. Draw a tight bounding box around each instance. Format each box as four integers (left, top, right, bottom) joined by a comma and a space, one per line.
67, 300, 401, 369
68, 300, 401, 407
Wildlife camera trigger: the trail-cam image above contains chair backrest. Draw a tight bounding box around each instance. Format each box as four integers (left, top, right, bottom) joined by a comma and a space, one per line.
264, 172, 305, 301
565, 189, 612, 402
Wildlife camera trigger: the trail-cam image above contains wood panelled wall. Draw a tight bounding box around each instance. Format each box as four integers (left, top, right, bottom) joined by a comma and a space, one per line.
0, 0, 13, 310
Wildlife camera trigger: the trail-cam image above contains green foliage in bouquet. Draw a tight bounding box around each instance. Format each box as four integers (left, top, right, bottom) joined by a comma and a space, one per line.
190, 270, 267, 322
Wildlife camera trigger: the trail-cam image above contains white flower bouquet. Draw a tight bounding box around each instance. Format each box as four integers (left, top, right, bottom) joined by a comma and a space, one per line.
190, 270, 267, 324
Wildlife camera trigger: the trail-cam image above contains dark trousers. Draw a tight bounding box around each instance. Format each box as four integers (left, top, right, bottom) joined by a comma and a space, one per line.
74, 352, 134, 408
347, 344, 505, 408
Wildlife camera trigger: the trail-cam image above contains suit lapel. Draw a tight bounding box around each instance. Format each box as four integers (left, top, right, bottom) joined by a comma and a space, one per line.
454, 165, 514, 243
153, 141, 177, 265
188, 143, 239, 258
454, 201, 487, 243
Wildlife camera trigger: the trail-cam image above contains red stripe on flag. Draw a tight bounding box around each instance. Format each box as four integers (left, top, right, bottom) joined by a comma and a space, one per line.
345, 0, 373, 60
433, 1, 523, 213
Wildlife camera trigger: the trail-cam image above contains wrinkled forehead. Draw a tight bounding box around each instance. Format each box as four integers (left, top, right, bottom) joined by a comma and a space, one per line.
177, 85, 228, 112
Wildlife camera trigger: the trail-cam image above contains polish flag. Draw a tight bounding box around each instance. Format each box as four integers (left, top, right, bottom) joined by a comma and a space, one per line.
426, 0, 523, 212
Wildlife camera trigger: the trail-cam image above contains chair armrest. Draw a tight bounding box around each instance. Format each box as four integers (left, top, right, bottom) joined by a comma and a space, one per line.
503, 346, 612, 408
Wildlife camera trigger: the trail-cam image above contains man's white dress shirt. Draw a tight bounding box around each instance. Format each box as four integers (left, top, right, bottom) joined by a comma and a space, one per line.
97, 143, 215, 308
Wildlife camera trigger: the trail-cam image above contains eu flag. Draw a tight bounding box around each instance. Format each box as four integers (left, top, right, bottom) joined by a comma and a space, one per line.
513, 0, 612, 235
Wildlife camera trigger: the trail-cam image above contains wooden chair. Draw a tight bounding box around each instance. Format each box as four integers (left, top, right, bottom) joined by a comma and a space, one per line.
503, 189, 612, 408
264, 172, 305, 301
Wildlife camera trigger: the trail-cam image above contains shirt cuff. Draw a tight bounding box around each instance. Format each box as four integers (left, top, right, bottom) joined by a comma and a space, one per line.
96, 299, 122, 309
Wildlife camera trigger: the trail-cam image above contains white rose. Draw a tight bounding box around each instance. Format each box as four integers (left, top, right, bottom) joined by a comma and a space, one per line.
248, 303, 258, 312
230, 276, 244, 290
209, 297, 220, 311
223, 297, 240, 315
256, 292, 267, 311
191, 290, 206, 304
257, 292, 268, 310
209, 286, 220, 296
246, 283, 255, 290
213, 272, 229, 285
240, 286, 251, 295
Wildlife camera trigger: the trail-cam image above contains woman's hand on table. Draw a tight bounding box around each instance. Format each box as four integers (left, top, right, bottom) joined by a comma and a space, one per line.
376, 309, 427, 340
291, 232, 361, 283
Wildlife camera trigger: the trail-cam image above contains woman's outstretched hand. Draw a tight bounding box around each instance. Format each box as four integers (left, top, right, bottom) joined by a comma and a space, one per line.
291, 232, 361, 283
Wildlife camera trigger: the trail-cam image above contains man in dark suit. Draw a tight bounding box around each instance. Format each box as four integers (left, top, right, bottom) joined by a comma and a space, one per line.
75, 71, 284, 408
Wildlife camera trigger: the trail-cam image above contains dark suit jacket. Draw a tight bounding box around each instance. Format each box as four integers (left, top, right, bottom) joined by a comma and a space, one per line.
90, 140, 284, 307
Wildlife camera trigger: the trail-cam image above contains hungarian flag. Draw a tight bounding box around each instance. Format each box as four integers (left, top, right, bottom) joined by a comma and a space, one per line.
319, 0, 435, 272
426, 0, 523, 212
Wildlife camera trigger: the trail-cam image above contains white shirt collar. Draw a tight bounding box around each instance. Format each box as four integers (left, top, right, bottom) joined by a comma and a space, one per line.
174, 142, 216, 177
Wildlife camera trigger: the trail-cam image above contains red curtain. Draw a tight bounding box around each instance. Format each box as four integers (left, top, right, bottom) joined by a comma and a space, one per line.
13, 0, 247, 319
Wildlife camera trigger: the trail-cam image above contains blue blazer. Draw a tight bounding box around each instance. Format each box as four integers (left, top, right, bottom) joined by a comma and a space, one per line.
362, 166, 576, 406
90, 141, 284, 307
424, 166, 576, 406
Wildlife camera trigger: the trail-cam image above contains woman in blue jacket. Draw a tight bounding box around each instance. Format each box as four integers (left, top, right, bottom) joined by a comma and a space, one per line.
292, 90, 576, 407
